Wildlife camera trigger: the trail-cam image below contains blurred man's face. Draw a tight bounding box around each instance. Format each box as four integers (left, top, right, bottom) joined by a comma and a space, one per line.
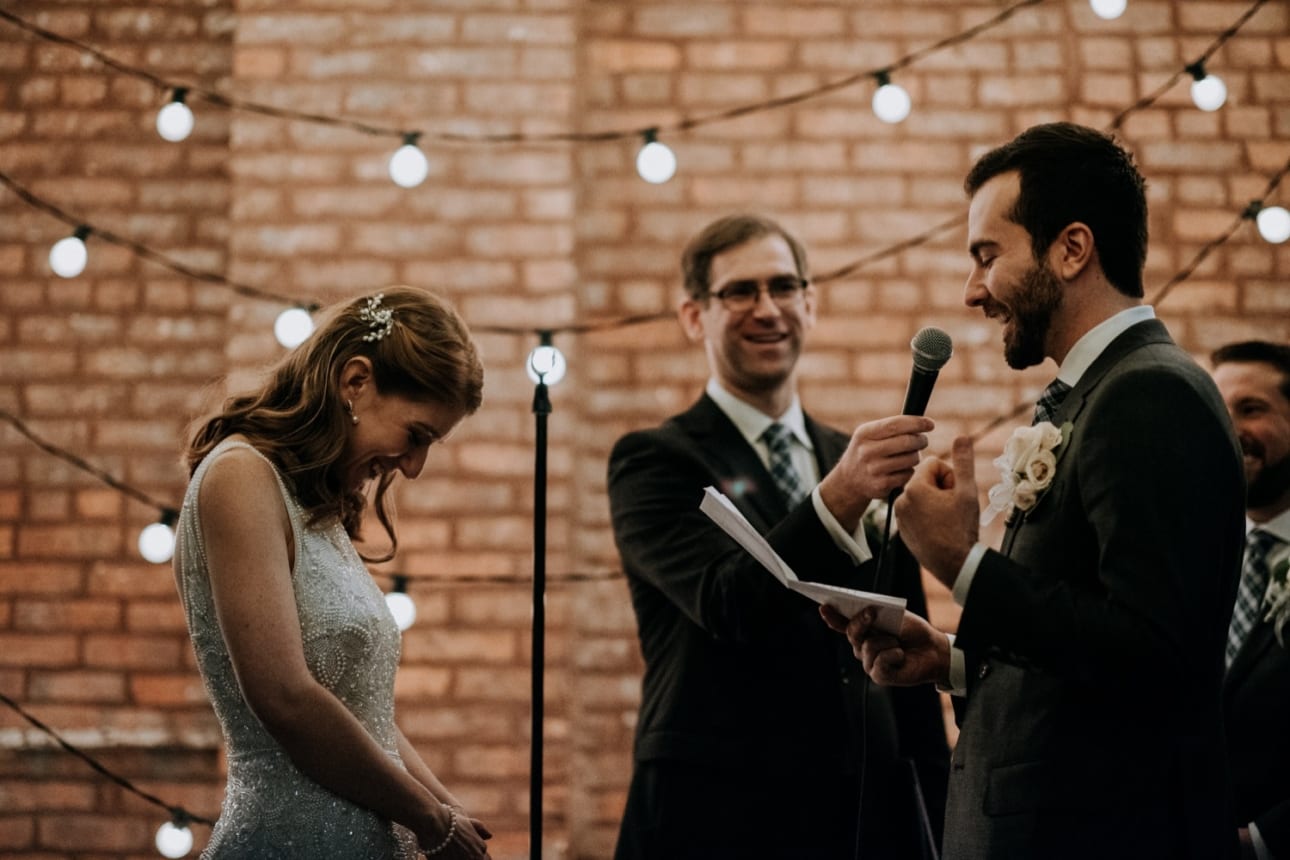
1214, 360, 1290, 515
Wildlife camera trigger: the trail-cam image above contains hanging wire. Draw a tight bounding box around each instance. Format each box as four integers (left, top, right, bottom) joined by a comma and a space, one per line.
0, 0, 1047, 146
1107, 0, 1271, 131
0, 689, 216, 827
0, 171, 317, 310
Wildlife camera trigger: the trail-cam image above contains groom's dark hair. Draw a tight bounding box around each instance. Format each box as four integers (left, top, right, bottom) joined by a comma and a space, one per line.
965, 122, 1148, 300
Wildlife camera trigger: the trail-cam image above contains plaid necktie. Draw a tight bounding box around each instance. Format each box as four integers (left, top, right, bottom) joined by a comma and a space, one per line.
1226, 529, 1278, 667
1033, 378, 1073, 426
761, 422, 808, 508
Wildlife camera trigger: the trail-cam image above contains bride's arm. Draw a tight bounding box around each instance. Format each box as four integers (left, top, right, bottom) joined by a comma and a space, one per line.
396, 729, 492, 840
199, 449, 486, 857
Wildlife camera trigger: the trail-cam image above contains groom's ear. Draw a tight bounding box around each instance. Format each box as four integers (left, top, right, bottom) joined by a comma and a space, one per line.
1050, 221, 1095, 282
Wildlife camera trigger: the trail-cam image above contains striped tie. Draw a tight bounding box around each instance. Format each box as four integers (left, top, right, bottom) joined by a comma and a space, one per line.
1033, 378, 1072, 426
1226, 529, 1277, 668
761, 422, 807, 508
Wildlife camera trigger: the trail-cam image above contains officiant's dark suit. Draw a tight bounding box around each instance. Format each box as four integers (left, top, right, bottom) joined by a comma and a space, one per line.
609, 214, 948, 860
838, 124, 1245, 860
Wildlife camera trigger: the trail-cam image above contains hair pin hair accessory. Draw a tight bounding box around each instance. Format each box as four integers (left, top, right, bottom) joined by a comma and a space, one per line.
359, 293, 395, 342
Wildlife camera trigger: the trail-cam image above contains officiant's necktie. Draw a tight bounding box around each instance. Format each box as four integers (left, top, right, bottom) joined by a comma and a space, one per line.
1226, 529, 1278, 667
761, 422, 808, 508
1032, 378, 1073, 426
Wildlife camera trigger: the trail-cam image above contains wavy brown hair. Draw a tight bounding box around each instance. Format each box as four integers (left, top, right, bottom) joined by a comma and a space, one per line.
186, 286, 484, 561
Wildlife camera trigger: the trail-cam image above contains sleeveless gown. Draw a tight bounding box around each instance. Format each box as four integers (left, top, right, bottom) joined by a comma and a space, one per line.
174, 439, 420, 859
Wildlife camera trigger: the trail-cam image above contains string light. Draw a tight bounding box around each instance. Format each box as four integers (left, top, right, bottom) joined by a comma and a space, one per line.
871, 71, 912, 124
385, 575, 416, 632
388, 132, 429, 188
138, 509, 178, 565
155, 88, 194, 143
48, 226, 89, 278
155, 817, 193, 858
1089, 0, 1127, 19
635, 129, 677, 184
1253, 202, 1290, 244
1187, 60, 1227, 111
274, 306, 315, 348
527, 332, 567, 386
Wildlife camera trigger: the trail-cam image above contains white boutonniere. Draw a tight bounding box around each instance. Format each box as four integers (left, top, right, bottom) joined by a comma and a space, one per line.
981, 421, 1070, 525
1262, 557, 1290, 647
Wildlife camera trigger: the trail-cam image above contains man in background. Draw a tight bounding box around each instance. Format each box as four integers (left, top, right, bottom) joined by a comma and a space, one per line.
826, 123, 1244, 858
609, 213, 949, 859
1213, 340, 1290, 860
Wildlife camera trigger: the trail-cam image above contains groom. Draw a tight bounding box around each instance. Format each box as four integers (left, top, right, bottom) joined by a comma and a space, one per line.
826, 123, 1245, 858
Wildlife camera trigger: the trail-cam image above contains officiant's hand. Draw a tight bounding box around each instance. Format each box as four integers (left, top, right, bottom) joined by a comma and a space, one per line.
893, 435, 979, 587
821, 605, 951, 688
818, 415, 933, 531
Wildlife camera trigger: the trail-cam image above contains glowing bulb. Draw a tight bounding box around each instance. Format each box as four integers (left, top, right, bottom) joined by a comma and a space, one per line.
138, 522, 176, 564
49, 234, 88, 278
155, 821, 193, 858
526, 344, 567, 385
274, 307, 315, 348
1089, 0, 1127, 19
1256, 206, 1290, 244
872, 82, 912, 124
156, 101, 194, 142
389, 143, 429, 188
635, 140, 677, 184
1190, 74, 1227, 112
385, 591, 416, 631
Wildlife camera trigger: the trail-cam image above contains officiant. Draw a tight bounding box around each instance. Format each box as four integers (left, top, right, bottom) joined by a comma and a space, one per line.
607, 213, 949, 860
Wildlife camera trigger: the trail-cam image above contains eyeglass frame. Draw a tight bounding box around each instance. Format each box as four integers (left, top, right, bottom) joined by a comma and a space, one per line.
707, 275, 811, 312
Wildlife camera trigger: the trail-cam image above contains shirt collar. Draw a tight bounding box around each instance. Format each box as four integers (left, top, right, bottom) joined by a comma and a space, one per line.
1252, 507, 1290, 546
1056, 305, 1156, 388
705, 378, 813, 452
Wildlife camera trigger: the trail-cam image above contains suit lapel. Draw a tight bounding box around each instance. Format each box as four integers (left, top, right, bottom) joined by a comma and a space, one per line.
1001, 319, 1173, 555
674, 395, 786, 528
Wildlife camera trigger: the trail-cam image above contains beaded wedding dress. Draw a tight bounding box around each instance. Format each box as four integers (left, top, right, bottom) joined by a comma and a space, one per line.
174, 439, 420, 859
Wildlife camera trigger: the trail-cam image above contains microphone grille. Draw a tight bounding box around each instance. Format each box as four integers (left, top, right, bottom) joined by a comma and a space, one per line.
910, 326, 953, 372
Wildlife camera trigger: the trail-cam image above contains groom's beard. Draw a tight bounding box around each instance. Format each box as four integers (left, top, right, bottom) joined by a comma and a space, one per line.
1246, 440, 1290, 509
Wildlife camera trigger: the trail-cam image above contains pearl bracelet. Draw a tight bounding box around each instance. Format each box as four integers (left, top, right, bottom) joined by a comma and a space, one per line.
422, 806, 459, 857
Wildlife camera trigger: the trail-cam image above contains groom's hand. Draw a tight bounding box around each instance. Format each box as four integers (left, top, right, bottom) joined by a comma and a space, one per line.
820, 606, 951, 687
894, 435, 980, 588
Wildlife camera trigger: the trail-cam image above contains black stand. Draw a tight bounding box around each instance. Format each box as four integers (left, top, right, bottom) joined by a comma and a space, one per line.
529, 377, 551, 860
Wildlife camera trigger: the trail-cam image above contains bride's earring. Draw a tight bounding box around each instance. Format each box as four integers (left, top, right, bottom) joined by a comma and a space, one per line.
346, 399, 359, 425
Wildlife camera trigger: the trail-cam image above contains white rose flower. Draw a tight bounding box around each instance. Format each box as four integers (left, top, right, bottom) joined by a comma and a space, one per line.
981, 421, 1068, 525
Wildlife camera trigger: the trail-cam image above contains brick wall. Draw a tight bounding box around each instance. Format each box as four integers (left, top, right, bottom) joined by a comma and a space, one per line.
1, 1, 1287, 858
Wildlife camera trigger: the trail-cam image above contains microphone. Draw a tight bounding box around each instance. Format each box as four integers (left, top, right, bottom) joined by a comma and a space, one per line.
900, 326, 953, 416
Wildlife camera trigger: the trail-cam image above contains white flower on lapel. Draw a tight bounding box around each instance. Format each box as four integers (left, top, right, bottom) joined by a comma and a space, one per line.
1262, 557, 1290, 647
982, 421, 1068, 525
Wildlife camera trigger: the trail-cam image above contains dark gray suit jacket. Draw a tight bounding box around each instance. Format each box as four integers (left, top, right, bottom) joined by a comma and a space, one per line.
947, 319, 1244, 859
1224, 542, 1290, 856
609, 393, 949, 860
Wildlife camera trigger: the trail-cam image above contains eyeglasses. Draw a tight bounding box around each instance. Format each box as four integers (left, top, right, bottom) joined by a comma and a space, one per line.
710, 276, 809, 312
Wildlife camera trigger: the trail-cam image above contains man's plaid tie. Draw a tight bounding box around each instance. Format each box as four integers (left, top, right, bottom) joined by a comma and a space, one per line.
1032, 378, 1073, 426
1227, 529, 1278, 667
761, 422, 808, 508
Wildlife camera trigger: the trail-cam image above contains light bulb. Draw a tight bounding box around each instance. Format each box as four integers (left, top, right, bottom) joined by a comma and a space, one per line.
138, 522, 176, 564
1190, 74, 1227, 112
1256, 205, 1290, 244
385, 591, 416, 632
155, 821, 193, 858
49, 234, 88, 278
156, 101, 194, 142
635, 140, 677, 184
1089, 0, 1127, 19
526, 344, 567, 385
389, 143, 429, 188
274, 307, 315, 348
872, 82, 911, 124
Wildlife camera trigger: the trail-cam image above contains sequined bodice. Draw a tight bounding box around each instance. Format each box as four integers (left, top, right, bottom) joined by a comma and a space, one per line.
174, 439, 417, 859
